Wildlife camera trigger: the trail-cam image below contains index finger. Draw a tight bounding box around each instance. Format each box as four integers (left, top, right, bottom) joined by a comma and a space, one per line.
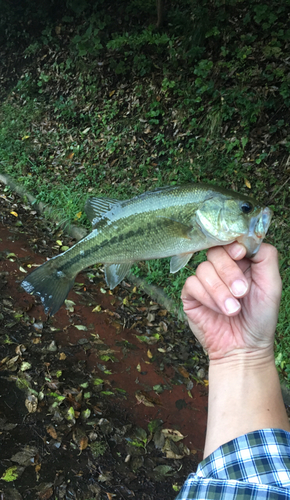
223, 242, 247, 261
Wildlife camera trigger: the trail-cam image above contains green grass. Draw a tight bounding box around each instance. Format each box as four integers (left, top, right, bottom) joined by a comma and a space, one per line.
1, 0, 290, 381
276, 266, 290, 381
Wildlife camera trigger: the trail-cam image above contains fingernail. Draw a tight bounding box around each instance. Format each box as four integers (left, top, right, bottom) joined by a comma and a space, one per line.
230, 280, 248, 297
232, 244, 246, 259
225, 297, 240, 314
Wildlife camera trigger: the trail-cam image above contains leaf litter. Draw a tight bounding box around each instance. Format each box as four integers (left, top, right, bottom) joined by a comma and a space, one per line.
0, 183, 208, 499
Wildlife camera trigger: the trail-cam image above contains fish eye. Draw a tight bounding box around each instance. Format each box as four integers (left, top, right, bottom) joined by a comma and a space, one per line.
240, 202, 253, 214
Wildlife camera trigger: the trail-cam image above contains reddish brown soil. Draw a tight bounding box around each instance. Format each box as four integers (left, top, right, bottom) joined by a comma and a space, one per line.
0, 222, 207, 456
0, 189, 209, 499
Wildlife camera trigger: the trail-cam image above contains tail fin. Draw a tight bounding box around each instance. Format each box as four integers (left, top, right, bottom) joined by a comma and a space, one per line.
21, 258, 75, 315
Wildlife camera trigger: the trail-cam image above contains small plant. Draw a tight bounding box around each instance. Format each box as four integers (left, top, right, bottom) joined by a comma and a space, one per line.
90, 440, 107, 458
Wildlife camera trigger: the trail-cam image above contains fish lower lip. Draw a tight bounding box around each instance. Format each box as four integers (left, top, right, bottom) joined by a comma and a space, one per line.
262, 208, 272, 232
248, 215, 260, 240
250, 207, 273, 240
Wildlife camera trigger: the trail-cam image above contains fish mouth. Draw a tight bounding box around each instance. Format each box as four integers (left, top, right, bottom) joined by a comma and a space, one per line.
242, 207, 273, 257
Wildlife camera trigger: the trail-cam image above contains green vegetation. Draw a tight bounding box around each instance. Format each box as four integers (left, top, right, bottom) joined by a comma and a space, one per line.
0, 0, 290, 379
1, 465, 19, 482
90, 440, 107, 458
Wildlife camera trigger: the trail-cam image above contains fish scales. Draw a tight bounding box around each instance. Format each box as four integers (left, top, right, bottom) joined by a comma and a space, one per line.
55, 185, 204, 272
53, 202, 197, 271
21, 183, 272, 315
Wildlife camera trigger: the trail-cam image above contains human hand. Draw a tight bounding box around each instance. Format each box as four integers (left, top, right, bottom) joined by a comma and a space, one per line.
181, 243, 282, 361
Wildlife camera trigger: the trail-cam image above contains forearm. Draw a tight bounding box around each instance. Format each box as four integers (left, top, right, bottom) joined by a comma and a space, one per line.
204, 349, 290, 458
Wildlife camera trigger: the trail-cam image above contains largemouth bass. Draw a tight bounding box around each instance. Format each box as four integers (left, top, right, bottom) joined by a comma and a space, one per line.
21, 183, 272, 315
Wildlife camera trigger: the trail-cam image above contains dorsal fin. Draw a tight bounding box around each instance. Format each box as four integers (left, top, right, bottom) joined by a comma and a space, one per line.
85, 197, 120, 227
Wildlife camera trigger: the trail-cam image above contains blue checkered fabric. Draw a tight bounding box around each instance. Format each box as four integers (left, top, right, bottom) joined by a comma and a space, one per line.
176, 429, 290, 499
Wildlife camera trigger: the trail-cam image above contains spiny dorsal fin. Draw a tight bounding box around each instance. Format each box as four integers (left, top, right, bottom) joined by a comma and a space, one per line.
85, 197, 120, 227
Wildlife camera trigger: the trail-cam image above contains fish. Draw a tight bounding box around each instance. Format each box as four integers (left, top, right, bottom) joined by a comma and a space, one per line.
21, 183, 272, 315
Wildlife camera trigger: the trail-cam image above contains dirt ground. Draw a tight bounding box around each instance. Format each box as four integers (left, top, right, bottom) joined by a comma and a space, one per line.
0, 182, 208, 500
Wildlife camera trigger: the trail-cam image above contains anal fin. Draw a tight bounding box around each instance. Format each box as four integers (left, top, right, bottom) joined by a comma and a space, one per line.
170, 253, 194, 274
104, 262, 133, 289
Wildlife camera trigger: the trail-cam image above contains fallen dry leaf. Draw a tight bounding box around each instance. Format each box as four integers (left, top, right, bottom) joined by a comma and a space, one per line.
178, 366, 190, 379
147, 349, 153, 359
46, 425, 58, 440
135, 392, 155, 407
38, 485, 53, 500
6, 355, 19, 369
11, 446, 38, 466
15, 344, 26, 355
79, 436, 88, 451
161, 429, 185, 442
135, 390, 162, 407
0, 357, 8, 366
25, 394, 38, 413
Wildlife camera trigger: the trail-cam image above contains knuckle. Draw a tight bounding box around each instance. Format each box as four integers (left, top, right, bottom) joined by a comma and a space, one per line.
183, 275, 195, 289
211, 279, 224, 292
196, 260, 211, 278
219, 261, 238, 278
181, 276, 196, 298
263, 243, 278, 260
269, 245, 279, 260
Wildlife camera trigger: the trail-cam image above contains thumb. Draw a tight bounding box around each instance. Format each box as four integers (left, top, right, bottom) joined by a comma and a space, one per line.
249, 244, 282, 303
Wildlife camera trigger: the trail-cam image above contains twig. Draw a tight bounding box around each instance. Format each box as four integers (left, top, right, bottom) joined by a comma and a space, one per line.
269, 174, 290, 203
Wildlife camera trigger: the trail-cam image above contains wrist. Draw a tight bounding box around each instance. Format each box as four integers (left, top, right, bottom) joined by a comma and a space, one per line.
208, 348, 277, 394
204, 345, 290, 458
209, 345, 275, 368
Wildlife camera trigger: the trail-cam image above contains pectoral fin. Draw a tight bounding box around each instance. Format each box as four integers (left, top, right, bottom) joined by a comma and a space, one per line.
104, 262, 133, 289
170, 253, 194, 273
157, 217, 192, 239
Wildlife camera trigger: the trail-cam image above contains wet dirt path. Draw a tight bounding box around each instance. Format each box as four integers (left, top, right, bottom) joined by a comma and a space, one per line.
0, 186, 208, 499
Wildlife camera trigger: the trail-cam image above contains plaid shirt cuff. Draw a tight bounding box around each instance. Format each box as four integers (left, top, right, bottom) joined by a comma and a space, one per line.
176, 429, 290, 500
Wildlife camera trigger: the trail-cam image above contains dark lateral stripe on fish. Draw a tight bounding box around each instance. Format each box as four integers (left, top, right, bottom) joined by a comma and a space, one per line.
57, 227, 149, 272
20, 183, 273, 316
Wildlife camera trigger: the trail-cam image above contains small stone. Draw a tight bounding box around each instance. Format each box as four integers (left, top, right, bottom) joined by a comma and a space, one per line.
197, 368, 206, 379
